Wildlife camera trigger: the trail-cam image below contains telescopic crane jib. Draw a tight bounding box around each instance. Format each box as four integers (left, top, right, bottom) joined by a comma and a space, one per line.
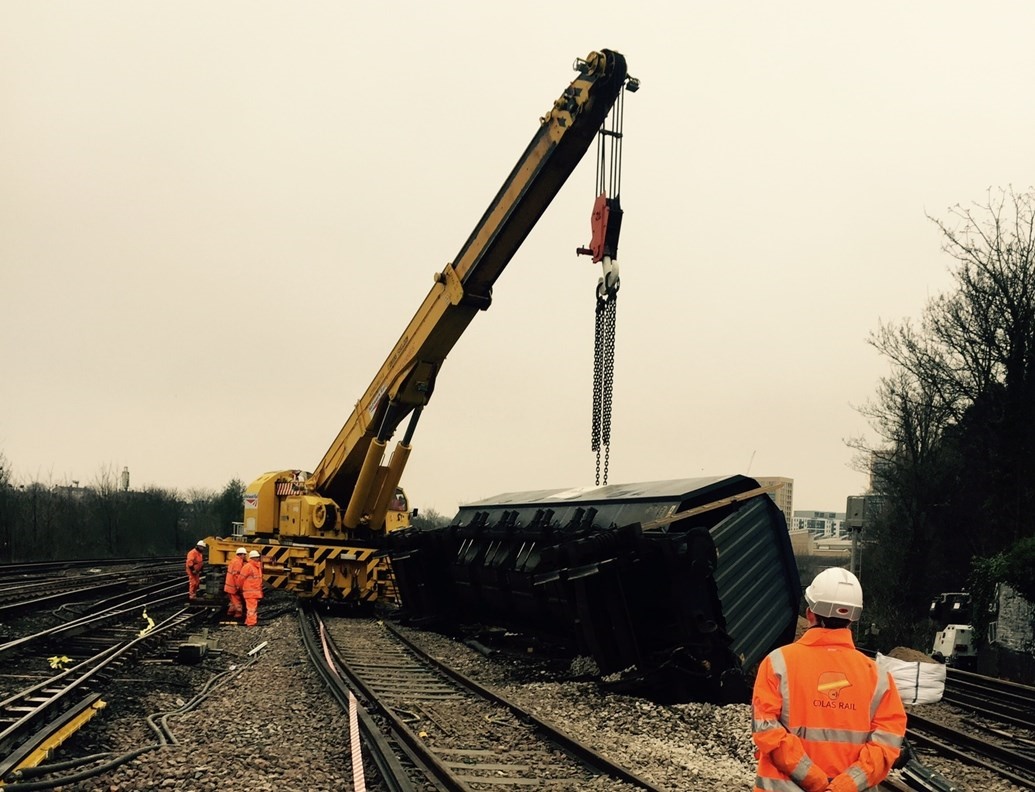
204, 49, 638, 602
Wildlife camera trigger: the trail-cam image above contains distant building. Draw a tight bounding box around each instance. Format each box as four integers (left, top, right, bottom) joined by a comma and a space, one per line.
791, 510, 846, 539
755, 476, 793, 528
787, 528, 852, 565
55, 481, 89, 500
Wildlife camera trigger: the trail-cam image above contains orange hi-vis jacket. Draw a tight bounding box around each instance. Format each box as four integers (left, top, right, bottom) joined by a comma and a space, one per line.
224, 555, 245, 594
239, 558, 264, 599
752, 627, 906, 792
186, 548, 204, 576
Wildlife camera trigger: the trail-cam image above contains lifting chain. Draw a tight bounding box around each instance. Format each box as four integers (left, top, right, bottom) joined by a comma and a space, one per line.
579, 83, 629, 487
592, 290, 617, 486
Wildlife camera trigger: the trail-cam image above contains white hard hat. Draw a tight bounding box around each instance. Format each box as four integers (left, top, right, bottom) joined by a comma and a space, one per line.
248, 550, 261, 558
196, 540, 207, 548
236, 547, 247, 555
805, 567, 863, 622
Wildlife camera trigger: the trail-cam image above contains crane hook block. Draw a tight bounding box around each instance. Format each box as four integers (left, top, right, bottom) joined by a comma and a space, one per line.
577, 193, 623, 265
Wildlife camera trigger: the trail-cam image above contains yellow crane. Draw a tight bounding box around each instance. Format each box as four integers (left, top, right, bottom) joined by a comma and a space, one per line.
204, 49, 637, 601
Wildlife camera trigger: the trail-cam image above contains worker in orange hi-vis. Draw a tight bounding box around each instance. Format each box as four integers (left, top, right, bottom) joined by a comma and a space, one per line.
239, 549, 264, 627
185, 541, 206, 600
223, 547, 247, 619
751, 568, 907, 792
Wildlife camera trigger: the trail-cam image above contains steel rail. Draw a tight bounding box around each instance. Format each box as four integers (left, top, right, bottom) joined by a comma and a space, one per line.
0, 608, 195, 779
0, 558, 182, 577
943, 667, 1035, 730
312, 612, 464, 790
0, 581, 188, 657
384, 620, 665, 791
317, 615, 662, 791
907, 710, 1035, 789
296, 606, 423, 792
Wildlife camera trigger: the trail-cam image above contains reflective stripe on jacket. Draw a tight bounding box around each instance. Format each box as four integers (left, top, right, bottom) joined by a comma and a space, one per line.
239, 558, 264, 598
224, 555, 245, 593
186, 548, 204, 575
752, 627, 906, 792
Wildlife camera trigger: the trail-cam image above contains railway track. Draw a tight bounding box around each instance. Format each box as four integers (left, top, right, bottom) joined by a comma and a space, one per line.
0, 577, 187, 673
905, 709, 1035, 788
0, 557, 180, 578
943, 667, 1035, 732
0, 568, 214, 788
0, 606, 202, 782
302, 608, 661, 790
0, 563, 182, 618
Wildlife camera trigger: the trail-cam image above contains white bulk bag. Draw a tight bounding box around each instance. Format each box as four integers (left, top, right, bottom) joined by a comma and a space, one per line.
876, 652, 946, 706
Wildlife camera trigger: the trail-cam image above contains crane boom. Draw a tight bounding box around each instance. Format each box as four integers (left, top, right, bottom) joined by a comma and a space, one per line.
310, 50, 631, 525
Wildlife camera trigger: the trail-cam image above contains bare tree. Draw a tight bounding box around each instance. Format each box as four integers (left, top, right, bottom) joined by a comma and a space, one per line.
858, 188, 1035, 634
931, 189, 1035, 399
91, 464, 122, 555
0, 451, 11, 562
410, 507, 453, 530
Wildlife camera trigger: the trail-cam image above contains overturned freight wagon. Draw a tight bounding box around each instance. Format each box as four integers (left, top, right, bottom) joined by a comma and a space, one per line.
386, 475, 801, 704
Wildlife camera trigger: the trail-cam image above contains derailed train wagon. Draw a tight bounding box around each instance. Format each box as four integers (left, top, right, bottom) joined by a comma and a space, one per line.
387, 475, 801, 704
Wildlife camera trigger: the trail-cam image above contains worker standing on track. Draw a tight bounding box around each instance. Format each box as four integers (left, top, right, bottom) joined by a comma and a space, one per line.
239, 549, 264, 627
751, 567, 907, 792
185, 540, 206, 600
224, 547, 247, 619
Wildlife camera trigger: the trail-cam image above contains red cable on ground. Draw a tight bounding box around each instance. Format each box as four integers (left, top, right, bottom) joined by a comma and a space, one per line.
319, 622, 366, 792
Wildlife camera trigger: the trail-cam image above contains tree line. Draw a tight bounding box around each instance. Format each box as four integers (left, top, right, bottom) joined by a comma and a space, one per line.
858, 186, 1035, 648
0, 457, 245, 562
0, 454, 454, 564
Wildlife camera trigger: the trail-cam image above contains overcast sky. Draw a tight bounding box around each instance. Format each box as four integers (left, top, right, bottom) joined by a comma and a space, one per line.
3, 2, 1034, 517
